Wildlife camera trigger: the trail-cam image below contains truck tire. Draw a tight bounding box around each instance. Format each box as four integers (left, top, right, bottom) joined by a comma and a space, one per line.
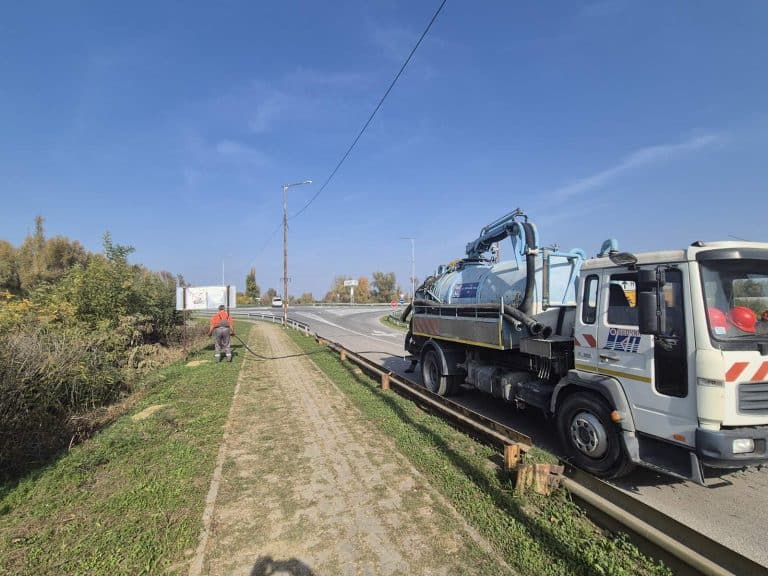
421, 349, 457, 397
556, 393, 634, 478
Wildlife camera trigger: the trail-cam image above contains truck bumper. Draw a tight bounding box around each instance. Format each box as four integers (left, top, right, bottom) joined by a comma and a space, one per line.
696, 426, 768, 468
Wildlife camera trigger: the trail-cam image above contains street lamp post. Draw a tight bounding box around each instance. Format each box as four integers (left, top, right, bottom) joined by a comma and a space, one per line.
282, 180, 312, 324
401, 237, 415, 301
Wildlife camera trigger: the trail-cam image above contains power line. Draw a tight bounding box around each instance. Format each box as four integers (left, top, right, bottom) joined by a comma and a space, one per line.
253, 221, 283, 258
289, 0, 448, 220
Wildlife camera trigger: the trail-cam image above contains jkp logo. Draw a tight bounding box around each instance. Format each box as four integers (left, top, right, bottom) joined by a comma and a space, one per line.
604, 328, 641, 353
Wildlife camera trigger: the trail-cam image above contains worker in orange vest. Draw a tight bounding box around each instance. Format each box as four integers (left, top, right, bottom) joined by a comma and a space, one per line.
208, 305, 235, 362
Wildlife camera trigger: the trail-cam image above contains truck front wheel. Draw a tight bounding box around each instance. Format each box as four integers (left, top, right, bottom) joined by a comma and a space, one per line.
421, 349, 458, 396
556, 393, 634, 478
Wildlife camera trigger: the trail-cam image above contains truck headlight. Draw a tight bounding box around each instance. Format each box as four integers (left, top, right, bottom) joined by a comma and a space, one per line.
732, 438, 755, 454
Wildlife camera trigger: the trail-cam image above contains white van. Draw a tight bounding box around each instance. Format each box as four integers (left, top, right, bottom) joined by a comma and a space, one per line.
271, 296, 283, 308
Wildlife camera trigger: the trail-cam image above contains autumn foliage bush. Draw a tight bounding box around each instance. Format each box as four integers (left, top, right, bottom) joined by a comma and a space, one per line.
0, 223, 190, 479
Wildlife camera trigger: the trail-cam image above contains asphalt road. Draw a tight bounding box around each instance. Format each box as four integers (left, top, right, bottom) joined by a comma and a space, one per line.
237, 305, 768, 569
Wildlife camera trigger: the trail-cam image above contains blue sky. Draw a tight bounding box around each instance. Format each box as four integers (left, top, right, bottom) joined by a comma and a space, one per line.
1, 1, 766, 299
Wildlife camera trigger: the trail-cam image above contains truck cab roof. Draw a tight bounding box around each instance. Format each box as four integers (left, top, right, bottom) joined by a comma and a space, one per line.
582, 241, 768, 270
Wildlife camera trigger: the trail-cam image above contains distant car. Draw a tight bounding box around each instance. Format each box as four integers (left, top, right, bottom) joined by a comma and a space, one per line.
271, 297, 283, 308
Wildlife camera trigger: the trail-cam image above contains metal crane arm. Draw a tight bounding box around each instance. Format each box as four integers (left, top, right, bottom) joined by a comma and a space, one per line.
465, 208, 537, 259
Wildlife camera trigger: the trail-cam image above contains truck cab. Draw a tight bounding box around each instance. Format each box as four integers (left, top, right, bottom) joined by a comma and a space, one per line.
568, 242, 768, 482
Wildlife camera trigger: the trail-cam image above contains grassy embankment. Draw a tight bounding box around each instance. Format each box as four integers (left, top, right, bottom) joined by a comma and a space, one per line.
0, 321, 251, 576
287, 329, 671, 576
380, 313, 408, 331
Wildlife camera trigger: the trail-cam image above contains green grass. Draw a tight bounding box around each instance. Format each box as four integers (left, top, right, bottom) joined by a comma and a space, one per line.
380, 313, 408, 331
0, 321, 251, 576
287, 329, 672, 576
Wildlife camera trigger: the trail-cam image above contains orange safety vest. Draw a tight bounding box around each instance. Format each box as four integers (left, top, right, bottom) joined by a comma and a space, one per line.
209, 310, 233, 330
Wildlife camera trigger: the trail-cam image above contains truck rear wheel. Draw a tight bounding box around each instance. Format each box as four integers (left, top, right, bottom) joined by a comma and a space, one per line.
556, 393, 633, 478
421, 349, 458, 396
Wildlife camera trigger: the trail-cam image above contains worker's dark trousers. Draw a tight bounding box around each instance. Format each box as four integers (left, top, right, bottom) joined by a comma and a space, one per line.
213, 326, 232, 361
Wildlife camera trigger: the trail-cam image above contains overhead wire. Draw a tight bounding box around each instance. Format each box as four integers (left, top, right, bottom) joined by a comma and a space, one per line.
289, 0, 448, 221
252, 221, 283, 258
249, 1, 447, 270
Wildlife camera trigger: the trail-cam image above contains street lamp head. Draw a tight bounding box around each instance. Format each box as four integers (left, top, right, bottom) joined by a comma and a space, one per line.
283, 179, 313, 189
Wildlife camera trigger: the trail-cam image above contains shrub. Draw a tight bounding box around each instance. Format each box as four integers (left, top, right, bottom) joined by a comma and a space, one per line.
0, 230, 185, 478
0, 325, 122, 478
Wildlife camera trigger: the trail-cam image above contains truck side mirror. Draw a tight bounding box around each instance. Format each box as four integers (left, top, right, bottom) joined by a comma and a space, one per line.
638, 267, 667, 335
638, 269, 655, 288
638, 268, 665, 289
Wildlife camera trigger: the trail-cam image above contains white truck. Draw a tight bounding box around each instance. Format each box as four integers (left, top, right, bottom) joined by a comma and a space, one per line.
404, 209, 768, 483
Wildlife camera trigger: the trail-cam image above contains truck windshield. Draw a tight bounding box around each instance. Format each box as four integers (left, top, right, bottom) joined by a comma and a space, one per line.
701, 259, 768, 341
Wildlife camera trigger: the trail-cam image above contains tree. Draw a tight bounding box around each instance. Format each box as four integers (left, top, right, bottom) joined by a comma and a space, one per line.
16, 216, 46, 290
263, 287, 278, 303
245, 267, 261, 302
16, 216, 90, 291
297, 292, 315, 304
323, 275, 350, 302
102, 231, 135, 264
0, 240, 19, 293
356, 276, 371, 303
43, 236, 89, 282
371, 271, 397, 303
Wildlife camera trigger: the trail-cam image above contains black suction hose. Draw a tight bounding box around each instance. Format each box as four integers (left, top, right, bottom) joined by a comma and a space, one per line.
400, 302, 412, 322
520, 221, 536, 315
503, 305, 550, 337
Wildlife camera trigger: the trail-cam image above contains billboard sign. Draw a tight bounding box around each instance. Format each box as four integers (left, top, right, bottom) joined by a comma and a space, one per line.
343, 279, 359, 287
176, 285, 237, 311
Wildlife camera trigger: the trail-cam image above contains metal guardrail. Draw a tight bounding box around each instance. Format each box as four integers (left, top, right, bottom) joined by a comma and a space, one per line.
195, 310, 313, 335
239, 314, 764, 576
385, 313, 408, 328
242, 311, 311, 331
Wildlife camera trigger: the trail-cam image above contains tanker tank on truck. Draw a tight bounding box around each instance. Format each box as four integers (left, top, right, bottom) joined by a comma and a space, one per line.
403, 208, 768, 483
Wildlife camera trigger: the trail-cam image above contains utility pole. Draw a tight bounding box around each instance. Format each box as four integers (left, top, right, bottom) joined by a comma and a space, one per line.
281, 180, 312, 324
401, 237, 415, 301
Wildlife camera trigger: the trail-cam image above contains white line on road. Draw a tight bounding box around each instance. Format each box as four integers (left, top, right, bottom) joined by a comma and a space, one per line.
294, 312, 402, 348
371, 330, 398, 337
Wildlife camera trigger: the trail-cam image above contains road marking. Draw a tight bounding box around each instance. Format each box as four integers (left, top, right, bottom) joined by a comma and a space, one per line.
371, 330, 398, 337
295, 311, 338, 327
294, 311, 400, 347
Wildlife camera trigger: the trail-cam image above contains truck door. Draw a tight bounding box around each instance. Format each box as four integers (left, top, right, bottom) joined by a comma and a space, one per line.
573, 273, 600, 372
598, 268, 698, 447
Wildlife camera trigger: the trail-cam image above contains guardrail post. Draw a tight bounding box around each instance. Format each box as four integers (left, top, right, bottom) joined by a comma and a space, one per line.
381, 372, 390, 390
504, 444, 522, 470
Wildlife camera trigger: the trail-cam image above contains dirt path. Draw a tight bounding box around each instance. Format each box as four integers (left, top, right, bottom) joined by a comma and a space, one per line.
190, 322, 513, 576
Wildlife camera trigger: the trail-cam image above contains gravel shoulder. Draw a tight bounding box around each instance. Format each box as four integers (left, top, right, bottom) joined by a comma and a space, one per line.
192, 322, 513, 576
